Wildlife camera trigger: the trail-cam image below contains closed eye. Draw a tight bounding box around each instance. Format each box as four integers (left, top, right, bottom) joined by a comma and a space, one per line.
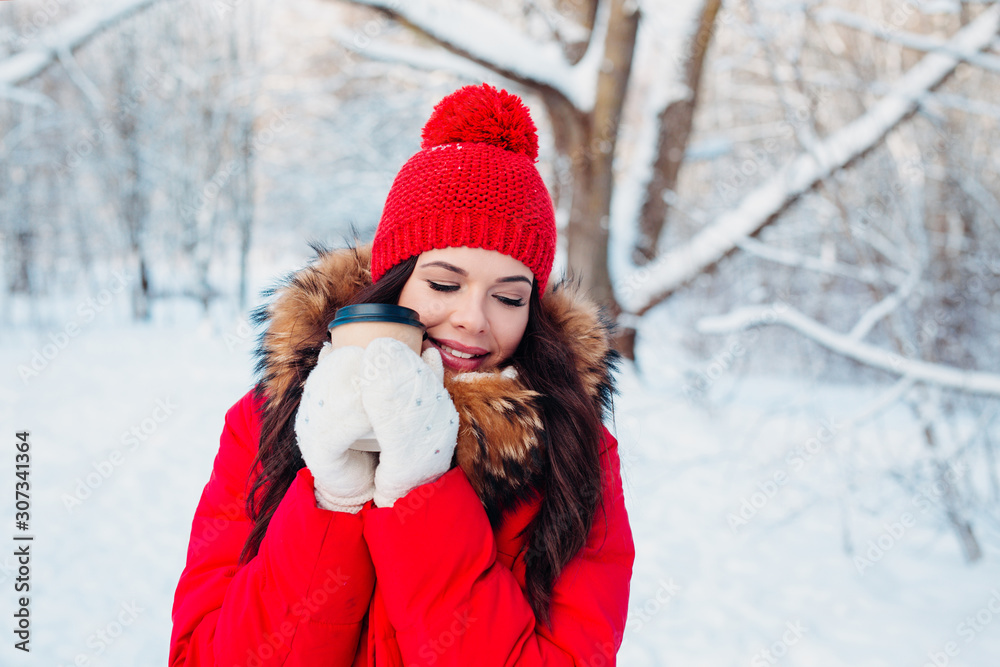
427, 281, 459, 293
495, 295, 526, 307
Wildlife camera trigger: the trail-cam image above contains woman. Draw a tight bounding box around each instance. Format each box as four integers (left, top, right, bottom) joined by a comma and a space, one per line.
170, 83, 634, 666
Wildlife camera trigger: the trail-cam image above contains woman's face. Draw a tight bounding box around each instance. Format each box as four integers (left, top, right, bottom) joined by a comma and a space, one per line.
398, 246, 533, 374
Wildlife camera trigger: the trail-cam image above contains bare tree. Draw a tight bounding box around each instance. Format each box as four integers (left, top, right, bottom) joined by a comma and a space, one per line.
107, 27, 154, 320
632, 0, 722, 267
690, 0, 1000, 561
0, 0, 261, 319
332, 0, 999, 371
333, 0, 713, 334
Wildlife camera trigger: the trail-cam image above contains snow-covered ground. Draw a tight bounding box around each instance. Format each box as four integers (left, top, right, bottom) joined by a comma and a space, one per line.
616, 326, 1000, 666
1, 272, 999, 666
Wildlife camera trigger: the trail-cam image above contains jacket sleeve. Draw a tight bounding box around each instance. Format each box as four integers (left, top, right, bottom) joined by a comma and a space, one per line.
363, 426, 635, 666
169, 390, 377, 667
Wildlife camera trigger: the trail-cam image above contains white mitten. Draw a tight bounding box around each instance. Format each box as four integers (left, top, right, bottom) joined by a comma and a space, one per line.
295, 343, 377, 513
360, 338, 459, 508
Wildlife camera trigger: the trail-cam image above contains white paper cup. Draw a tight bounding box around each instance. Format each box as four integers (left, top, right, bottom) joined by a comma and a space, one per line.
328, 304, 425, 452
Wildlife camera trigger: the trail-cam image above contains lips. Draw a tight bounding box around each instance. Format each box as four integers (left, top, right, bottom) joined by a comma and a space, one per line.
438, 343, 479, 359
429, 337, 490, 372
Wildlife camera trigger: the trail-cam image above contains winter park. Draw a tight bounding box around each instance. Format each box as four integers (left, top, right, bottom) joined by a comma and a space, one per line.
2, 0, 1000, 665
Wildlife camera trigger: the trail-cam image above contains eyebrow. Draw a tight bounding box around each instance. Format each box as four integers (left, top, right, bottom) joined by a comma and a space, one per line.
420, 261, 532, 285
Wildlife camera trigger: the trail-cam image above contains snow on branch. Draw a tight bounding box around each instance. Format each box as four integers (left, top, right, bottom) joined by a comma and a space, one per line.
55, 46, 105, 109
817, 7, 1000, 74
616, 4, 1000, 315
0, 83, 54, 108
330, 26, 499, 83
696, 304, 1000, 397
956, 175, 1000, 234
848, 263, 923, 341
735, 236, 909, 287
341, 0, 596, 110
923, 91, 1000, 119
0, 0, 164, 87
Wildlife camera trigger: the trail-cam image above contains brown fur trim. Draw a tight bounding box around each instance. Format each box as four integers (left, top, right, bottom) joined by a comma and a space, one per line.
541, 282, 618, 411
253, 244, 615, 518
446, 371, 544, 524
255, 246, 372, 406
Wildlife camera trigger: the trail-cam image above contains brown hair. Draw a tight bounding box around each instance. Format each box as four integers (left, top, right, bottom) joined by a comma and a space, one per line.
240, 254, 611, 627
512, 284, 607, 626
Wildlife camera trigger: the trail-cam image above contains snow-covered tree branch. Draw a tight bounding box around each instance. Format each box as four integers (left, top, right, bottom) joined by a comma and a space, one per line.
816, 7, 1000, 74
697, 305, 1000, 397
734, 237, 909, 287
0, 0, 165, 86
617, 3, 1000, 315
338, 0, 598, 110
329, 26, 498, 82
630, 0, 721, 266
847, 264, 922, 342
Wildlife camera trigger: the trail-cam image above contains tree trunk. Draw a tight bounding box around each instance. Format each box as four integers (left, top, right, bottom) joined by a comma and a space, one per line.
12, 230, 34, 295
573, 0, 638, 309
618, 0, 720, 358
540, 89, 588, 273
116, 66, 152, 320
933, 450, 983, 563
633, 0, 720, 264
235, 5, 257, 312
236, 116, 255, 312
133, 252, 150, 321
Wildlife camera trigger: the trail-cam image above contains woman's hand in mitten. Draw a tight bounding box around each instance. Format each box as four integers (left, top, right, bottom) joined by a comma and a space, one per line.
295, 343, 377, 513
360, 338, 459, 508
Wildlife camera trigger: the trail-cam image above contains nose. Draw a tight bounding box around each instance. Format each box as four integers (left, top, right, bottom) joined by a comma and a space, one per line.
449, 292, 488, 334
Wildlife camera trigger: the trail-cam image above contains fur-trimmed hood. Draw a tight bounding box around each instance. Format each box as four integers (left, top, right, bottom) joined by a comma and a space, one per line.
253, 244, 617, 522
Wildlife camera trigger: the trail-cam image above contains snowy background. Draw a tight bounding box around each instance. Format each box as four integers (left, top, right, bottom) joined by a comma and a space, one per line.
3, 0, 1000, 665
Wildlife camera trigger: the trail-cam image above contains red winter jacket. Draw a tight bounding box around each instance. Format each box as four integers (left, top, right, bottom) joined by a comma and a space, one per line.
170, 389, 634, 666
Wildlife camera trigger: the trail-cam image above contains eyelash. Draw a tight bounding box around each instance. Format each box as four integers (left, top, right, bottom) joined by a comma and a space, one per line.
426, 281, 525, 308
496, 295, 525, 308
427, 281, 458, 293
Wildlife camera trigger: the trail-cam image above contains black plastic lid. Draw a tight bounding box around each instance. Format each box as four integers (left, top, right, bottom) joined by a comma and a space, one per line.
329, 303, 424, 330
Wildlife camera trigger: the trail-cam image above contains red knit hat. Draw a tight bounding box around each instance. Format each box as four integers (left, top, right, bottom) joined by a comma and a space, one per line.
371, 84, 557, 294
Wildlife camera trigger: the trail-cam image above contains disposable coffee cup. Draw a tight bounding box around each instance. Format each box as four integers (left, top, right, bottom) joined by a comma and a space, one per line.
328, 303, 425, 452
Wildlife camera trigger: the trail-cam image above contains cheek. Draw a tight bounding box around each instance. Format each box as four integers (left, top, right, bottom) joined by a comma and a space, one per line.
493, 310, 529, 354
399, 285, 439, 328
417, 297, 450, 329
